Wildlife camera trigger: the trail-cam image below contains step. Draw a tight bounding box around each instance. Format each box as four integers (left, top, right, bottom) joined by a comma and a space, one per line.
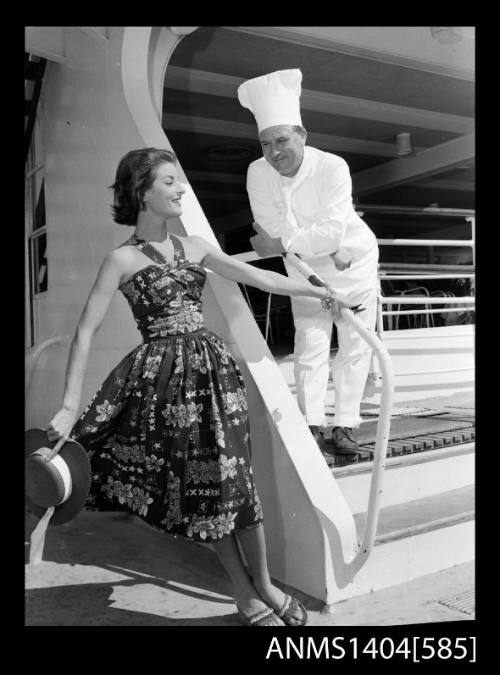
331, 486, 475, 602
333, 518, 475, 602
353, 484, 475, 544
334, 442, 474, 513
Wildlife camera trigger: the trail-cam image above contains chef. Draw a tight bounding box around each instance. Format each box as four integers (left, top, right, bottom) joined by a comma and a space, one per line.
238, 69, 379, 456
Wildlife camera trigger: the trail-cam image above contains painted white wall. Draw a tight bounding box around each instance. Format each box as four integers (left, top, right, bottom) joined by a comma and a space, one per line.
26, 27, 151, 428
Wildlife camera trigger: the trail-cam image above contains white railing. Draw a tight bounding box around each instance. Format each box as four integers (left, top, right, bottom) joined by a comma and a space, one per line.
376, 232, 475, 330
379, 274, 474, 280
382, 296, 475, 317
379, 278, 474, 328
235, 250, 475, 332
342, 308, 394, 575
377, 238, 473, 247
383, 296, 474, 304
232, 249, 395, 575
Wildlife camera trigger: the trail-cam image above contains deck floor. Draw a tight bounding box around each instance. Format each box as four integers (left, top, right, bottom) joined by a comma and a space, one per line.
314, 385, 472, 466
25, 508, 474, 626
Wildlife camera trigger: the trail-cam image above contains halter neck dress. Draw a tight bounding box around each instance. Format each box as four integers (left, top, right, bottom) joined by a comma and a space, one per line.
71, 233, 263, 542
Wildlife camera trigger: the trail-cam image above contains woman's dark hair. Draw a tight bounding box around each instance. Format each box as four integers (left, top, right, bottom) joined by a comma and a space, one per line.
110, 148, 178, 225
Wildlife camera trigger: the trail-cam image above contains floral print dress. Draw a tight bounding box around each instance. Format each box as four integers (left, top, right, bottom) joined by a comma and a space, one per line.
71, 233, 263, 543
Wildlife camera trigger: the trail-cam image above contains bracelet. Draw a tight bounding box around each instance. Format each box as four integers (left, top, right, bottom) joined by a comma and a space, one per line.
320, 287, 336, 311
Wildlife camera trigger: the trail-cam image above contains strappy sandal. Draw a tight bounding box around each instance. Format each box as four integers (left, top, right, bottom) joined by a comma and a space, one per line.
276, 594, 308, 626
238, 606, 285, 626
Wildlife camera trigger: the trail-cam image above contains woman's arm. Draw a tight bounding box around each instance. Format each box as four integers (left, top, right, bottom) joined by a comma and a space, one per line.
195, 237, 349, 305
46, 250, 124, 440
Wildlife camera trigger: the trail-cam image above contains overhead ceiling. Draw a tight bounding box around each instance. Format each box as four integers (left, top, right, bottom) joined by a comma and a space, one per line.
162, 26, 474, 243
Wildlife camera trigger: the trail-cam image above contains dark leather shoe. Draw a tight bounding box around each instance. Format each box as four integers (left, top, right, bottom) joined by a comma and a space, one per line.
331, 427, 360, 456
309, 425, 325, 451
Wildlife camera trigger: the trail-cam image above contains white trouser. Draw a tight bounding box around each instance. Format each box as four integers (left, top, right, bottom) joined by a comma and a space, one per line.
289, 248, 378, 429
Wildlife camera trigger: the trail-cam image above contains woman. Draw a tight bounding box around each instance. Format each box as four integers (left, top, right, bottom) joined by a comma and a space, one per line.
46, 148, 350, 627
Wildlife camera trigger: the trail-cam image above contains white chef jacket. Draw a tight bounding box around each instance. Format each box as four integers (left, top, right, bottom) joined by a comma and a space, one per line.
247, 146, 379, 428
246, 146, 378, 293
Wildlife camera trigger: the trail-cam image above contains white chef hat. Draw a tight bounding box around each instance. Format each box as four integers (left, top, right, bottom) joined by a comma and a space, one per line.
237, 69, 303, 132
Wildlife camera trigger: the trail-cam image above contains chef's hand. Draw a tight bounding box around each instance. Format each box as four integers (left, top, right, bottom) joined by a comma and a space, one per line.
332, 247, 352, 271
250, 222, 284, 257
46, 406, 78, 442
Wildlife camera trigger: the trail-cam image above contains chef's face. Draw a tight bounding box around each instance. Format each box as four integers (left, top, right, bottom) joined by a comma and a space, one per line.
259, 125, 306, 177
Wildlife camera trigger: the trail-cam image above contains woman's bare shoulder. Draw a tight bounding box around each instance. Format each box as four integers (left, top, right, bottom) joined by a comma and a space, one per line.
108, 244, 136, 262
103, 244, 140, 276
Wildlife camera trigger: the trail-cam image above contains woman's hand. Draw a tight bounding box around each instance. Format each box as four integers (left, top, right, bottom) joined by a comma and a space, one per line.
321, 288, 358, 321
46, 407, 78, 442
331, 296, 351, 322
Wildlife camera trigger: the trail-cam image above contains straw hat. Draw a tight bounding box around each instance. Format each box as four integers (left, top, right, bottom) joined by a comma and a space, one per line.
25, 428, 91, 526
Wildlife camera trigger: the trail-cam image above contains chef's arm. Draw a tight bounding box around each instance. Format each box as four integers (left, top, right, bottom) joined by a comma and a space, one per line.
246, 164, 285, 237
281, 162, 353, 258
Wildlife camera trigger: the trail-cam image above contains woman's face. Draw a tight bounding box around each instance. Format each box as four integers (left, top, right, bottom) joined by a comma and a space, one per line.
144, 162, 186, 218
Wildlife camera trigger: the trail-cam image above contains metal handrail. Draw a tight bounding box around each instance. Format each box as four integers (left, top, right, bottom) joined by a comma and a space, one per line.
380, 274, 474, 280
344, 287, 473, 572
234, 247, 474, 265
342, 308, 394, 575
379, 263, 474, 272
234, 249, 396, 573
357, 204, 474, 217
382, 296, 475, 305
380, 294, 475, 326
378, 238, 473, 247
384, 307, 475, 316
